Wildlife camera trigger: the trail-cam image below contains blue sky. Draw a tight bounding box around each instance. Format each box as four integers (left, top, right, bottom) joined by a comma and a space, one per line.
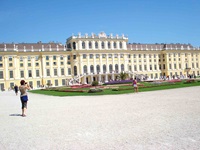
0, 0, 199, 46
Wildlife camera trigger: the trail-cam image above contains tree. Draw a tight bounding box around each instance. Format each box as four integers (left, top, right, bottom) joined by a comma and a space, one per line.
119, 72, 128, 80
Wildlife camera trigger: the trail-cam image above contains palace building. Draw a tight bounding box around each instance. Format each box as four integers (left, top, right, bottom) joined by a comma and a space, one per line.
0, 32, 200, 90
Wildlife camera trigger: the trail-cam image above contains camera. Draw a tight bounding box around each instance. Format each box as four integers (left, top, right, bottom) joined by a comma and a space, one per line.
25, 82, 27, 84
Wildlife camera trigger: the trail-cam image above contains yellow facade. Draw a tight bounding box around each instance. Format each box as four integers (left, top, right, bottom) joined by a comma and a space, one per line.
0, 32, 200, 90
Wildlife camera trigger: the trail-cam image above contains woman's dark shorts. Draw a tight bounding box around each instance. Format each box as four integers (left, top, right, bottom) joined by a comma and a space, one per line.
21, 100, 27, 109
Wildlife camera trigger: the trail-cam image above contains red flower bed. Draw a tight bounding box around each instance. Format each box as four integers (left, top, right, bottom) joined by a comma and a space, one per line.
167, 79, 182, 83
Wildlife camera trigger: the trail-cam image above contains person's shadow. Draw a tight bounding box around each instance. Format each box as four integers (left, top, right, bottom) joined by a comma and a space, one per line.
9, 114, 22, 117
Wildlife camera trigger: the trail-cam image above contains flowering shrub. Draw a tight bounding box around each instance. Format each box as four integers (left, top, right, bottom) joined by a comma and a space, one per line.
185, 79, 195, 83
167, 79, 182, 83
104, 80, 133, 85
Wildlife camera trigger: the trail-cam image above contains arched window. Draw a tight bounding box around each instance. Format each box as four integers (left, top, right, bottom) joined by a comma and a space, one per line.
83, 65, 87, 74
108, 42, 111, 48
103, 64, 106, 73
115, 64, 118, 72
82, 41, 85, 49
119, 42, 122, 48
89, 41, 92, 49
90, 65, 94, 73
101, 42, 105, 49
109, 64, 113, 73
114, 42, 117, 48
95, 42, 98, 49
96, 65, 100, 73
186, 63, 188, 69
121, 64, 124, 71
74, 66, 77, 76
73, 42, 76, 49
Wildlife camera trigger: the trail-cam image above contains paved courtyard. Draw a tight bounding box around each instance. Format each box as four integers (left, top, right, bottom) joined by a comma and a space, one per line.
0, 86, 200, 150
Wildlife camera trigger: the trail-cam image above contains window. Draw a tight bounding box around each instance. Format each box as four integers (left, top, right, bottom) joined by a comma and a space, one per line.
144, 65, 147, 70
36, 70, 40, 77
108, 54, 112, 58
179, 64, 181, 69
101, 42, 105, 49
134, 65, 137, 71
68, 68, 71, 75
62, 79, 66, 85
150, 65, 152, 70
28, 56, 31, 61
192, 63, 194, 68
119, 42, 122, 48
0, 63, 2, 67
67, 55, 70, 60
28, 63, 31, 67
9, 56, 12, 61
83, 54, 87, 59
37, 81, 40, 88
35, 63, 39, 66
46, 69, 50, 76
35, 56, 39, 61
114, 42, 117, 48
108, 42, 111, 48
90, 65, 94, 73
20, 71, 24, 78
95, 42, 98, 49
46, 62, 49, 66
154, 65, 157, 70
96, 65, 100, 73
60, 56, 63, 60
0, 56, 2, 61
96, 54, 99, 58
103, 65, 106, 73
28, 70, 32, 77
144, 54, 146, 58
102, 54, 106, 58
121, 64, 124, 71
54, 69, 57, 76
139, 65, 142, 71
154, 54, 156, 58
120, 54, 124, 58
73, 55, 76, 59
0, 71, 3, 79
46, 56, 49, 60
53, 62, 56, 65
114, 54, 118, 58
10, 71, 14, 78
60, 62, 64, 65
109, 64, 113, 72
20, 56, 23, 61
149, 54, 151, 58
159, 64, 161, 70
53, 56, 56, 60
139, 54, 141, 58
9, 63, 13, 67
169, 64, 172, 69
90, 54, 93, 59
163, 64, 165, 69
61, 68, 64, 75
82, 42, 85, 49
196, 63, 199, 68
55, 80, 58, 86
89, 42, 92, 49
83, 65, 87, 73
174, 64, 176, 69
115, 64, 118, 72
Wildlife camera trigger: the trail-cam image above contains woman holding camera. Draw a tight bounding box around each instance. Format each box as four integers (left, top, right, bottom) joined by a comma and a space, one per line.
19, 80, 30, 117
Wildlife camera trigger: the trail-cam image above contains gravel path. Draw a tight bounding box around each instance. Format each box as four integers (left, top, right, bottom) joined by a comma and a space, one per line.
0, 87, 200, 150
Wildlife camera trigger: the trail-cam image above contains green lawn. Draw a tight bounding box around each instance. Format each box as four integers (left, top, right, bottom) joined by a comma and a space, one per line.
29, 80, 200, 96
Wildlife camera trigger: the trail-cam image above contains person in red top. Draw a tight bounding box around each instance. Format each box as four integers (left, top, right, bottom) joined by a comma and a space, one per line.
133, 78, 138, 93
